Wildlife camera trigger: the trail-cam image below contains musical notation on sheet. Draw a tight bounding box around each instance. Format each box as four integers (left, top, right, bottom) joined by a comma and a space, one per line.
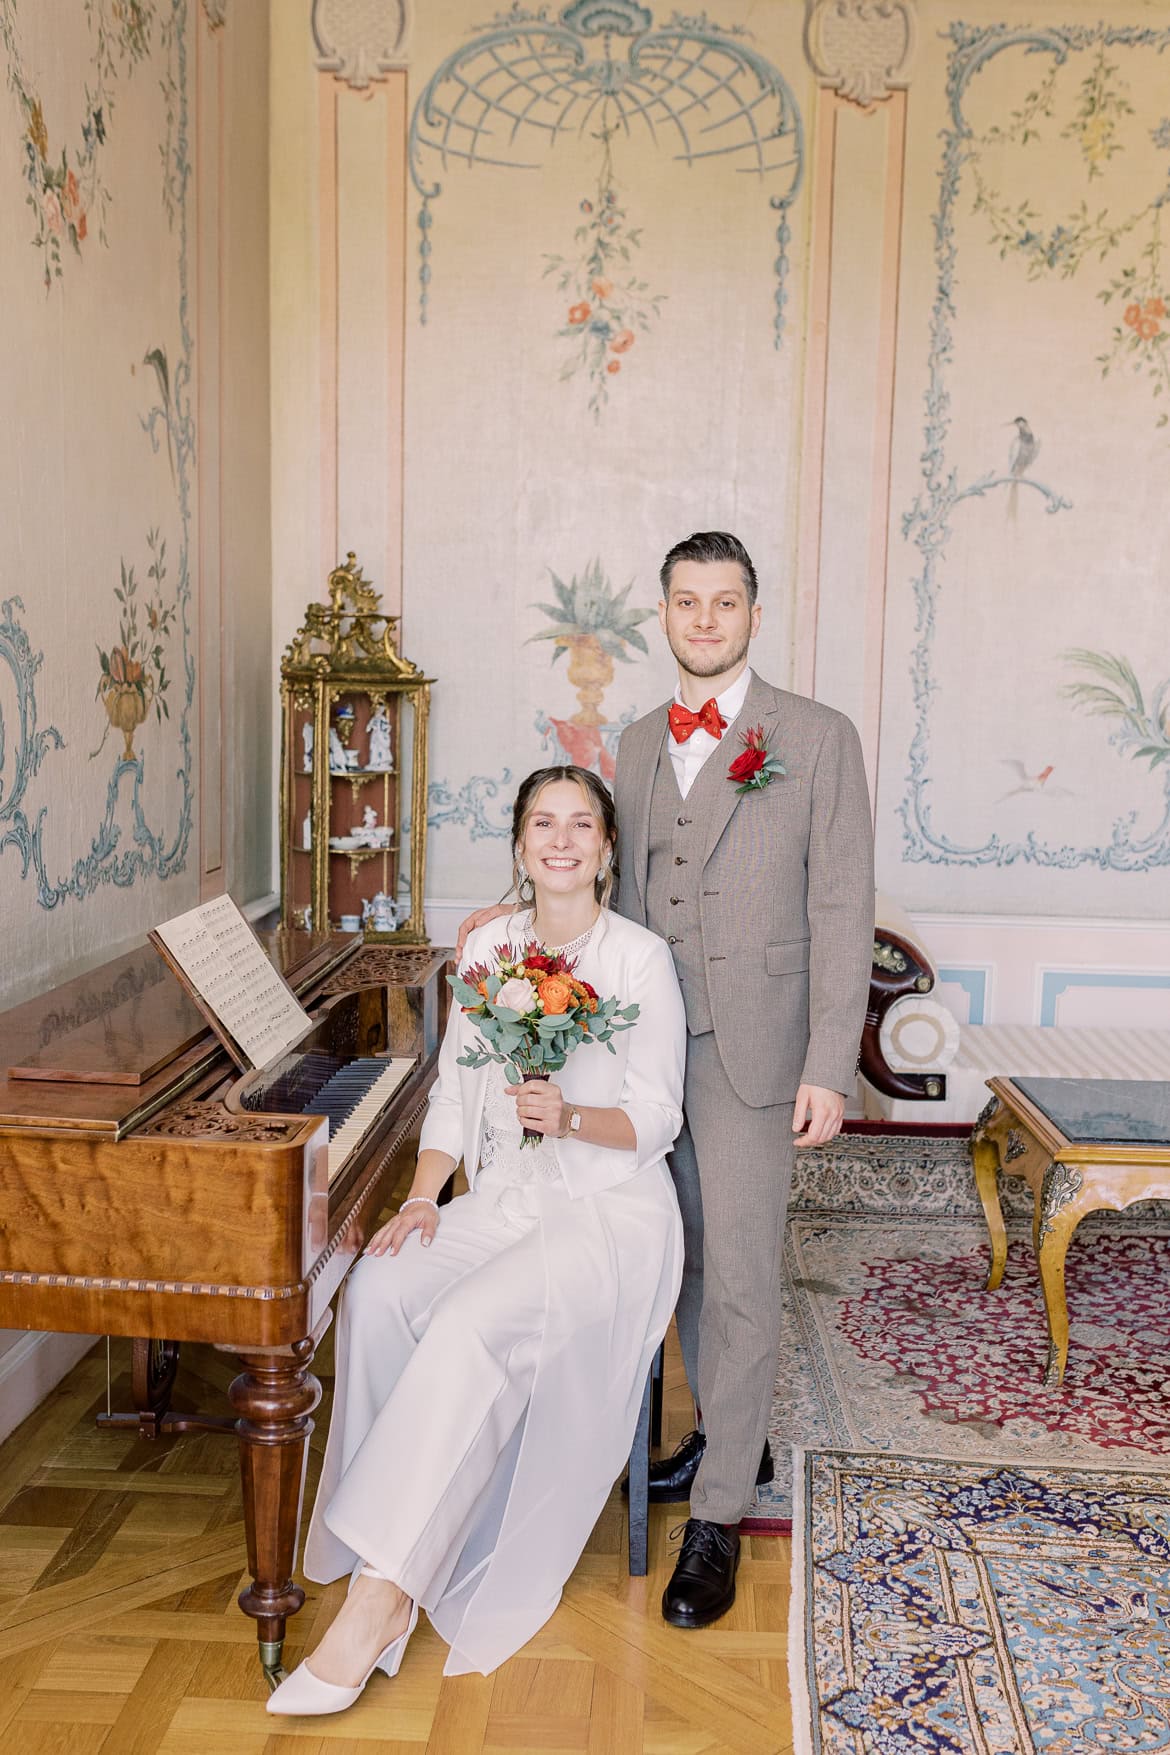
153, 897, 313, 1070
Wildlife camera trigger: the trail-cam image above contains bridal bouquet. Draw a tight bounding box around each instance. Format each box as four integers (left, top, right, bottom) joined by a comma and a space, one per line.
450, 941, 639, 1143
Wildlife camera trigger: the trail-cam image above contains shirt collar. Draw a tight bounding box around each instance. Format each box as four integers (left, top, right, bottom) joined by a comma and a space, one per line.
673, 665, 753, 724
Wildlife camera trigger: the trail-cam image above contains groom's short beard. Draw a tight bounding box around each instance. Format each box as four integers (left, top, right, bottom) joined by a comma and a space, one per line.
667, 625, 753, 679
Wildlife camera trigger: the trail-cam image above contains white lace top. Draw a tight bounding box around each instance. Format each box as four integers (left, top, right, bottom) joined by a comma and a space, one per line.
477, 1060, 564, 1187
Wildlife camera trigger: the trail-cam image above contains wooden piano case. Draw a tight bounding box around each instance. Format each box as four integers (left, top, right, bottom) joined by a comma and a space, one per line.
0, 933, 450, 1680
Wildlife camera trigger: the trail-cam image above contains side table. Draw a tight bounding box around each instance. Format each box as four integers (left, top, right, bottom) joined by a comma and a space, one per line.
970, 1076, 1170, 1385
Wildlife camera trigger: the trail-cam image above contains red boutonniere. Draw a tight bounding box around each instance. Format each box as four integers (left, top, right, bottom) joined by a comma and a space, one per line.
727, 723, 786, 794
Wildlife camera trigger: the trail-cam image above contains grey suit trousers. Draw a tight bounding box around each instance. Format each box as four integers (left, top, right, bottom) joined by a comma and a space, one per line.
668, 1030, 794, 1524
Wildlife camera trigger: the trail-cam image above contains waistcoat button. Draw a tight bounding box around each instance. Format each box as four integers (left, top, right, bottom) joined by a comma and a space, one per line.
667, 934, 679, 945
670, 896, 682, 905
674, 855, 686, 865
677, 816, 691, 826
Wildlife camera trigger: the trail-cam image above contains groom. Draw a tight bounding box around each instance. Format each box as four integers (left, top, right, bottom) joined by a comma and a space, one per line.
458, 530, 873, 1628
614, 531, 872, 1629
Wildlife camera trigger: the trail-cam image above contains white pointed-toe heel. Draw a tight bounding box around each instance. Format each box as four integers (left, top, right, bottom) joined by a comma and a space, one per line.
266, 1569, 418, 1718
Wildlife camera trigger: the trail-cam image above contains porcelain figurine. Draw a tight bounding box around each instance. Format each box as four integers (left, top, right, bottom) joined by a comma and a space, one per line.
366, 704, 393, 772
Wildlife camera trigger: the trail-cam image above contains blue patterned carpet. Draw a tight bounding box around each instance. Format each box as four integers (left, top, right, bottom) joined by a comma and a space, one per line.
794, 1450, 1170, 1753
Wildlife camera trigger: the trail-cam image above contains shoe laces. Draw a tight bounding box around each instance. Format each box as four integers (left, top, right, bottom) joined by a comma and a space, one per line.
665, 1429, 703, 1461
669, 1517, 737, 1563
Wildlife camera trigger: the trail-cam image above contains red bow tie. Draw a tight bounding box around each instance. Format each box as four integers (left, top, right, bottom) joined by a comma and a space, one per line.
668, 698, 727, 744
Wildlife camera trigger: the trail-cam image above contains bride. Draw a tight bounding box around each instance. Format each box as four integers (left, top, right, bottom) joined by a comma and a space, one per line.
269, 763, 686, 1715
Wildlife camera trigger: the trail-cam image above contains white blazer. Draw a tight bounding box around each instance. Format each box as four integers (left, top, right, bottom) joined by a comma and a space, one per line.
419, 909, 686, 1200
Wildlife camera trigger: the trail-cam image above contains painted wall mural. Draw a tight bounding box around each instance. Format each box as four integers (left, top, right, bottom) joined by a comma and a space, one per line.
0, 0, 152, 288
894, 20, 1170, 884
0, 0, 194, 911
407, 0, 804, 417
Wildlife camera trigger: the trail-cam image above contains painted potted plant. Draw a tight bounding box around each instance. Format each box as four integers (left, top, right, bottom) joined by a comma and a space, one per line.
528, 558, 653, 726
94, 535, 176, 762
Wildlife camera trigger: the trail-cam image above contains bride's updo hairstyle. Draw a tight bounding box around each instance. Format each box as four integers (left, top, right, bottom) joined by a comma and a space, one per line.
510, 765, 618, 910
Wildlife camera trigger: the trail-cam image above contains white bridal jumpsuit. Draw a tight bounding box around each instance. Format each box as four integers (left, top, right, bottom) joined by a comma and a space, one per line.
303, 910, 686, 1676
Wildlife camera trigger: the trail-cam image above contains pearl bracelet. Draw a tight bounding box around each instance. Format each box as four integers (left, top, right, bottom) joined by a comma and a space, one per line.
400, 1196, 439, 1215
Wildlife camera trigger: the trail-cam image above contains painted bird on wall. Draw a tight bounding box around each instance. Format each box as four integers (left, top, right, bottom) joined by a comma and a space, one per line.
1007, 416, 1038, 519
997, 759, 1073, 802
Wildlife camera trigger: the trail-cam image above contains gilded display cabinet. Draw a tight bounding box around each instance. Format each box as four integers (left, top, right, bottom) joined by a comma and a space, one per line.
280, 554, 433, 943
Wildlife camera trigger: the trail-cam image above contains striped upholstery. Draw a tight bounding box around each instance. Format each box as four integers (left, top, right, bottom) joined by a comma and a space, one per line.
866, 1024, 1170, 1125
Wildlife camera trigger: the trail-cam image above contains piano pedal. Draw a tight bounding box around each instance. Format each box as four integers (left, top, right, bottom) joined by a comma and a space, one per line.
95, 1336, 236, 1442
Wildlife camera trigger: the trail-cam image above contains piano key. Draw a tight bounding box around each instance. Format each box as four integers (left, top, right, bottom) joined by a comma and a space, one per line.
326, 1058, 416, 1182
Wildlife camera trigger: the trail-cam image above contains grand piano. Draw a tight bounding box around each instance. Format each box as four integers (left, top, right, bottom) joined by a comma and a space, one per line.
0, 927, 450, 1681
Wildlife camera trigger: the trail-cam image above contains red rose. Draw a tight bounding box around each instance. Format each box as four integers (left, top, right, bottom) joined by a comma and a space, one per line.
728, 748, 767, 783
523, 952, 554, 974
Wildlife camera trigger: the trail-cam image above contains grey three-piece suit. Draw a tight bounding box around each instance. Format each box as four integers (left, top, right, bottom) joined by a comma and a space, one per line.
613, 670, 874, 1522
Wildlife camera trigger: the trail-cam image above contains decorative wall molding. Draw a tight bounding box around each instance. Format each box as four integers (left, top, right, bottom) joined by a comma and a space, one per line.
312, 0, 410, 89
803, 0, 916, 107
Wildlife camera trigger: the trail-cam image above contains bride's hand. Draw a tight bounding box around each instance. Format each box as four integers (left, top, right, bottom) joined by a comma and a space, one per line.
456, 902, 511, 957
365, 1202, 439, 1257
506, 1078, 570, 1137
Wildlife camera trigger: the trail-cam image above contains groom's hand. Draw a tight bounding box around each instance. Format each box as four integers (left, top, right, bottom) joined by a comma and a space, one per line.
792, 1084, 845, 1149
455, 902, 511, 957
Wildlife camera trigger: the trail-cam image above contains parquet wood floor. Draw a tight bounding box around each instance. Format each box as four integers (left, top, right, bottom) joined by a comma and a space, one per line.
0, 1144, 792, 1754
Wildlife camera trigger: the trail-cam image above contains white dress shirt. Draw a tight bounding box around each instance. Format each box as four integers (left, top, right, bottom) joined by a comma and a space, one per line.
668, 666, 753, 799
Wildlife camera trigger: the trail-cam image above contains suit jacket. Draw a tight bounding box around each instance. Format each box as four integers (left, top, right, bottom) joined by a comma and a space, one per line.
612, 671, 874, 1108
420, 909, 687, 1200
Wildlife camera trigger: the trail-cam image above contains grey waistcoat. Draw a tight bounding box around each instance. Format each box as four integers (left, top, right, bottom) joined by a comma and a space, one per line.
645, 734, 727, 1035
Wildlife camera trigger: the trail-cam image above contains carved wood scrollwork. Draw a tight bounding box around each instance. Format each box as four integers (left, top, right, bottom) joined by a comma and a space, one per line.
321, 946, 449, 992
140, 1101, 300, 1142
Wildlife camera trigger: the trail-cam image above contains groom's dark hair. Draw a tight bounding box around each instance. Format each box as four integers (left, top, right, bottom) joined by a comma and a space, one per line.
659, 531, 758, 606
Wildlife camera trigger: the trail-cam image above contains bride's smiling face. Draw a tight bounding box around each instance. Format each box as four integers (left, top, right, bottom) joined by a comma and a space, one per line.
520, 780, 609, 900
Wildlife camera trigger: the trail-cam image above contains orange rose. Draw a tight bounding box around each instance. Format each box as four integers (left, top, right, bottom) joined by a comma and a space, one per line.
1124, 302, 1143, 329
125, 657, 143, 683
591, 277, 612, 300
606, 360, 621, 375
538, 975, 574, 1015
1145, 297, 1167, 319
610, 328, 635, 353
568, 301, 591, 325
1138, 315, 1160, 340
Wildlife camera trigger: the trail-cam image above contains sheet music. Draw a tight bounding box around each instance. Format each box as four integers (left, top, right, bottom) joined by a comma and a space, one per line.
153, 897, 313, 1070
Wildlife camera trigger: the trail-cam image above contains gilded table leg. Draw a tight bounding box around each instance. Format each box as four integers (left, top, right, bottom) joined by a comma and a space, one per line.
971, 1135, 1008, 1290
1035, 1162, 1086, 1388
229, 1337, 322, 1686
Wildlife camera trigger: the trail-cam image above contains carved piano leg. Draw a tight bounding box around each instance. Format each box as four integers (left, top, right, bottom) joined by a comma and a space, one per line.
228, 1336, 322, 1686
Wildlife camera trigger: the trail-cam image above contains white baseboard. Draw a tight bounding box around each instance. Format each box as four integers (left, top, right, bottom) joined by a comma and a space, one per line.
0, 1331, 98, 1448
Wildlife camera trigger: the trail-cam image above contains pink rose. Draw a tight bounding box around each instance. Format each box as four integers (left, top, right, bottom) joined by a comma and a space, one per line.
495, 976, 538, 1014
42, 189, 63, 236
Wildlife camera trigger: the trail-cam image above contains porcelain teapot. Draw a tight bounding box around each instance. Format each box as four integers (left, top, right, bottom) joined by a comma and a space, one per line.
362, 891, 397, 933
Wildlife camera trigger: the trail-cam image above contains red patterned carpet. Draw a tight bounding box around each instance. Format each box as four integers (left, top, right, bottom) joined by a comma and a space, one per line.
753, 1209, 1170, 1525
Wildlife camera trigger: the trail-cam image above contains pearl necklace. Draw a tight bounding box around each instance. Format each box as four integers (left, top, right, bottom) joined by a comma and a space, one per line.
525, 914, 598, 964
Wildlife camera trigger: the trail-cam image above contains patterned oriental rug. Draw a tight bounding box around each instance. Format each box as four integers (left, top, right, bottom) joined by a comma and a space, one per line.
791, 1449, 1170, 1754
740, 1138, 1170, 1533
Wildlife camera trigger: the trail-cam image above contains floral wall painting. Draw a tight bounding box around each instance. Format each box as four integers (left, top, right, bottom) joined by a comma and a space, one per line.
0, 0, 154, 289
543, 125, 665, 417
962, 29, 1170, 432
895, 20, 1170, 882
1062, 651, 1170, 776
408, 0, 804, 417
0, 0, 195, 910
527, 558, 651, 776
92, 534, 177, 762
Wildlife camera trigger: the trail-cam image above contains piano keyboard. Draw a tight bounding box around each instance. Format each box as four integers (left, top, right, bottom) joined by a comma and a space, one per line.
301, 1057, 417, 1182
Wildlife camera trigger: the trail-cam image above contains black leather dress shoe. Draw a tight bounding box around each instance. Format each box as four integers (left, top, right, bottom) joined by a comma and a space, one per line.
624, 1430, 775, 1502
662, 1518, 740, 1628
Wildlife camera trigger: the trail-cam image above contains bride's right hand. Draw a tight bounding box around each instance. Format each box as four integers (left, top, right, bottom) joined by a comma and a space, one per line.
365, 1203, 439, 1257
455, 901, 511, 956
